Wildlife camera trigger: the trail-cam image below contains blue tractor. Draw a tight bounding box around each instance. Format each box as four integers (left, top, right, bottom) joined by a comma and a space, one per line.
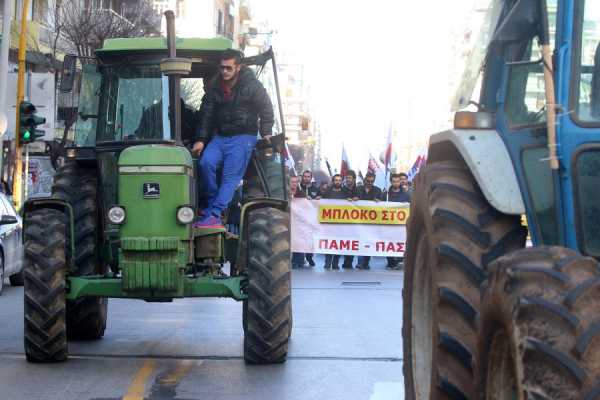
403, 0, 600, 398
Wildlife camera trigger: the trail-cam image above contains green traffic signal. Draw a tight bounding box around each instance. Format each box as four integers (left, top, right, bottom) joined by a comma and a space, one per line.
18, 101, 46, 144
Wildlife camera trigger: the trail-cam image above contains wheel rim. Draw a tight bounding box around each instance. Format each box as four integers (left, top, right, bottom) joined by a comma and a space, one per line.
486, 331, 518, 400
411, 233, 433, 399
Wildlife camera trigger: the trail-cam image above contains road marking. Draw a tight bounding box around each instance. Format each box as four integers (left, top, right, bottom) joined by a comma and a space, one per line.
122, 359, 157, 400
158, 360, 198, 386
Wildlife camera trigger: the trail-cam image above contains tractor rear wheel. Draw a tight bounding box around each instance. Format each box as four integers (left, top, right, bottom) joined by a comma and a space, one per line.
243, 207, 292, 364
23, 208, 68, 362
402, 160, 526, 400
479, 246, 600, 400
53, 163, 107, 340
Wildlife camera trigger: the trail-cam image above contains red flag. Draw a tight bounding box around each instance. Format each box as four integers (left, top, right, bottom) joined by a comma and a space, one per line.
340, 144, 350, 177
367, 154, 380, 175
384, 124, 393, 171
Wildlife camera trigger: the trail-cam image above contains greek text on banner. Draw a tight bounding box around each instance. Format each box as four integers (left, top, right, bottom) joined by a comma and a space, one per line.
319, 204, 409, 225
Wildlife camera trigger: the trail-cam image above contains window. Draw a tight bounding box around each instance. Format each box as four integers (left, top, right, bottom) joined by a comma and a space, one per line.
505, 60, 547, 128
176, 0, 184, 18
575, 149, 600, 255
98, 65, 170, 142
1, 196, 16, 217
75, 64, 171, 145
573, 0, 600, 124
503, 1, 557, 129
217, 9, 223, 35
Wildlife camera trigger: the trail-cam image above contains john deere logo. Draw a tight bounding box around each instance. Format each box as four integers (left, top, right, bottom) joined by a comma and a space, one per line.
143, 183, 160, 199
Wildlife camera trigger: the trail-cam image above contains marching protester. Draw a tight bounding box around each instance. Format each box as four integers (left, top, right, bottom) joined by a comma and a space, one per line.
322, 174, 347, 270
382, 172, 411, 270
299, 170, 320, 267
341, 170, 359, 269
319, 181, 329, 195
300, 170, 321, 199
344, 170, 359, 201
356, 172, 382, 270
383, 172, 411, 202
290, 175, 307, 269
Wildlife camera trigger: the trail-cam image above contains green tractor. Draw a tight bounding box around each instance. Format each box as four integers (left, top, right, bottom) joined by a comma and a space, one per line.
22, 12, 291, 364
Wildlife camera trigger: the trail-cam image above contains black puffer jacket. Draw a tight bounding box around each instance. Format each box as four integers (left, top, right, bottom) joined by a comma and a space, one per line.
195, 66, 274, 143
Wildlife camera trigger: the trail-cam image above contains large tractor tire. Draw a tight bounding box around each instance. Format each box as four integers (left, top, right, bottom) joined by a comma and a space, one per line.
23, 208, 68, 362
478, 246, 600, 400
402, 160, 526, 400
53, 163, 107, 340
243, 207, 292, 364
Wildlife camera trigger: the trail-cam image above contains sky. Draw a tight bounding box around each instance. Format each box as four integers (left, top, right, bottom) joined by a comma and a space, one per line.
250, 0, 489, 172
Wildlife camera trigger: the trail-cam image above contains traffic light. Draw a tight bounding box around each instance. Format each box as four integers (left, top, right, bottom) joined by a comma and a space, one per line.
19, 101, 45, 144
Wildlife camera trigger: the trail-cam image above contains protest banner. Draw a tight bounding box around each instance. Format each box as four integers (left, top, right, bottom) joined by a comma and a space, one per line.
291, 198, 409, 257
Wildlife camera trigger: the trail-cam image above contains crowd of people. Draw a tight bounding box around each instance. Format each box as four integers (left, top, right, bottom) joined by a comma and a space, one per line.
290, 169, 412, 271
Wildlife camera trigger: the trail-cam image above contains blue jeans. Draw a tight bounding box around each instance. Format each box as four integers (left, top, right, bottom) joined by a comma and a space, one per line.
199, 134, 257, 216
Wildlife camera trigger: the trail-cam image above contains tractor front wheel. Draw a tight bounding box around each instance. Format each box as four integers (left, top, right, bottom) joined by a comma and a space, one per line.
23, 208, 68, 362
402, 160, 526, 399
243, 207, 292, 364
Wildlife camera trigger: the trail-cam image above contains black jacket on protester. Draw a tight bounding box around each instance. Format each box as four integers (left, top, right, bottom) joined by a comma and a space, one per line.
343, 184, 359, 199
195, 67, 275, 143
383, 188, 411, 203
299, 183, 320, 199
358, 185, 382, 201
323, 187, 348, 200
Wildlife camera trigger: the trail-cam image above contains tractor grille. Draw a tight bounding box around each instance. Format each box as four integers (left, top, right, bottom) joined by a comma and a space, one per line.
120, 237, 185, 293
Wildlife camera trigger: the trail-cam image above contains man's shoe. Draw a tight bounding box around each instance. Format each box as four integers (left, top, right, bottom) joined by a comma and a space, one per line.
306, 256, 316, 267
193, 215, 224, 229
342, 263, 353, 269
385, 264, 394, 270
323, 265, 331, 270
363, 264, 371, 270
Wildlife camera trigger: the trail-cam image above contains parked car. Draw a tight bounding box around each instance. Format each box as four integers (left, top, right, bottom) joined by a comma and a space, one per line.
0, 193, 23, 295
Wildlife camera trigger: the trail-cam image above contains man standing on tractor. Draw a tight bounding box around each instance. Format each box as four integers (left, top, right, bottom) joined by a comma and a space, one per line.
192, 49, 275, 228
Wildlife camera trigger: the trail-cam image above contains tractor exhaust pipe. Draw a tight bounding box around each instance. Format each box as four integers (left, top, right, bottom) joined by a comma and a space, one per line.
165, 10, 181, 143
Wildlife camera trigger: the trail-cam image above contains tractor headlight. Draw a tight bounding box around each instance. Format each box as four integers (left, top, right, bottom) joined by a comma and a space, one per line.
108, 206, 126, 224
177, 206, 195, 224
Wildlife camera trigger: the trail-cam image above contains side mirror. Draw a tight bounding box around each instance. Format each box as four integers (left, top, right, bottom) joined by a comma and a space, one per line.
59, 55, 77, 93
0, 215, 18, 225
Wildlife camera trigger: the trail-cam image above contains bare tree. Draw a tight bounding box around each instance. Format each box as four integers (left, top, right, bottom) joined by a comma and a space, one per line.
48, 0, 159, 59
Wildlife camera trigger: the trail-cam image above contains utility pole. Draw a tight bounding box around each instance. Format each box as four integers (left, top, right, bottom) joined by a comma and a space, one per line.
0, 0, 13, 181
13, 0, 30, 209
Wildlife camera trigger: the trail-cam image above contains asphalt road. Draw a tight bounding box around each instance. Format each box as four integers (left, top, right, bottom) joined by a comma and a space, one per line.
0, 256, 404, 400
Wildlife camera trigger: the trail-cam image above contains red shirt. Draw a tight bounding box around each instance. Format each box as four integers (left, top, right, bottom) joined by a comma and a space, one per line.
221, 81, 233, 102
